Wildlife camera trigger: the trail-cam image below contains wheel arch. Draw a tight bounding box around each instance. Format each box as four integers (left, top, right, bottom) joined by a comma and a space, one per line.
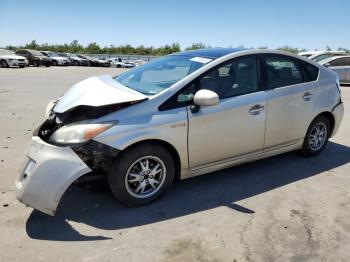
118, 139, 182, 181
315, 111, 335, 135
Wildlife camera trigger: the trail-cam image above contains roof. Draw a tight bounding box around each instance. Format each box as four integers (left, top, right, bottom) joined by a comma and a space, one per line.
172, 48, 247, 59
299, 50, 346, 56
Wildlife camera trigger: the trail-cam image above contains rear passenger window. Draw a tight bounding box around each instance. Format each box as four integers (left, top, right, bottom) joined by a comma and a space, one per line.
265, 56, 303, 88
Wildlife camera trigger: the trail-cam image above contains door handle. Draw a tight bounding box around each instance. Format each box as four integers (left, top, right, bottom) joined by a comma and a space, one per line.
303, 92, 313, 101
249, 104, 265, 115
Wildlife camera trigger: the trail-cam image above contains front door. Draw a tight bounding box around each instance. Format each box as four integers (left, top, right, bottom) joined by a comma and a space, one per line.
187, 55, 267, 169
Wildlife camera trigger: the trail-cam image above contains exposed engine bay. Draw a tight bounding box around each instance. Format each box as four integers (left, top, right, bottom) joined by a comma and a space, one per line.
35, 101, 143, 174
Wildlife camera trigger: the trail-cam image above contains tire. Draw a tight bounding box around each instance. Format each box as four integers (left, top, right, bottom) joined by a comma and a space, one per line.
73, 60, 79, 66
19, 65, 25, 68
301, 115, 330, 157
52, 60, 58, 66
33, 61, 39, 67
108, 143, 175, 206
1, 59, 9, 68
45, 62, 51, 67
116, 64, 121, 68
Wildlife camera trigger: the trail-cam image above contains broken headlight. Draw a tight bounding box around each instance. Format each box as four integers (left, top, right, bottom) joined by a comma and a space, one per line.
44, 98, 61, 119
49, 121, 116, 145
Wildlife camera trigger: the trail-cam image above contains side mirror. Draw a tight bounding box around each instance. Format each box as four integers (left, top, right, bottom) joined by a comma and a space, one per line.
193, 89, 219, 107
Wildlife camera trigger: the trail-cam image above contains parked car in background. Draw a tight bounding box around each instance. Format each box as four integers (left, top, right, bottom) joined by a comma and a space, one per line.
298, 51, 346, 62
76, 54, 100, 67
108, 57, 135, 68
0, 49, 28, 68
15, 49, 51, 67
319, 56, 350, 84
134, 59, 146, 67
57, 53, 90, 66
77, 55, 111, 67
40, 51, 70, 66
15, 48, 343, 216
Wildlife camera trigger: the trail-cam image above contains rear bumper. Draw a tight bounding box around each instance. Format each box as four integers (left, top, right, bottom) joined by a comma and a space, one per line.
331, 101, 344, 137
15, 136, 91, 215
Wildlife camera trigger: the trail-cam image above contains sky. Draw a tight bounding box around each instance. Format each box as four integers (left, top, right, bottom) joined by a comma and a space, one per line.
1, 0, 349, 50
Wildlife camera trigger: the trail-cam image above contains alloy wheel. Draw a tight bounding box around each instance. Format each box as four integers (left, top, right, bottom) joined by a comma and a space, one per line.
309, 122, 327, 151
124, 156, 166, 199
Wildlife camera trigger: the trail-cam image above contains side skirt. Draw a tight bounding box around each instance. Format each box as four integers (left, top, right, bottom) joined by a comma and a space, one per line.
180, 139, 303, 180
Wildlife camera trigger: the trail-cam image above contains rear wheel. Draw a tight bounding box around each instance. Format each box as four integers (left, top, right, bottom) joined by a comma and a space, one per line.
52, 60, 58, 66
33, 60, 39, 67
116, 64, 122, 68
73, 60, 79, 66
1, 60, 9, 68
301, 115, 330, 156
108, 143, 175, 206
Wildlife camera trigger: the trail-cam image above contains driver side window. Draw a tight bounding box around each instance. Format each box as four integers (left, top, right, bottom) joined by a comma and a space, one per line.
197, 56, 259, 99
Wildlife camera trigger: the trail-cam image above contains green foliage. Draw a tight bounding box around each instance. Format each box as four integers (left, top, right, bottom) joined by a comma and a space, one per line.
4, 40, 350, 55
185, 42, 209, 50
6, 40, 182, 56
276, 45, 307, 54
337, 47, 350, 53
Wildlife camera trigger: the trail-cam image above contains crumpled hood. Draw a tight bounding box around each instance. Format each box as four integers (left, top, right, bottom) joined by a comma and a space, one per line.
53, 75, 148, 113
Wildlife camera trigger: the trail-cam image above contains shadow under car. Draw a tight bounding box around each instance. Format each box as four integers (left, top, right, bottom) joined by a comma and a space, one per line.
26, 141, 350, 241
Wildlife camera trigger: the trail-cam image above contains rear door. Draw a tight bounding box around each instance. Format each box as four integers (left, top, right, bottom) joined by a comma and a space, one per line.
262, 55, 317, 149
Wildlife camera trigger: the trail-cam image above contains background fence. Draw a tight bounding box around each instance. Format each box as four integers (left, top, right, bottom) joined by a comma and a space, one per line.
86, 54, 160, 62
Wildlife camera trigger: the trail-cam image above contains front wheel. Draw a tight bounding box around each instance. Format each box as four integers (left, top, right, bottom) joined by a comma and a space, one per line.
1, 60, 9, 68
33, 60, 39, 67
301, 115, 330, 156
108, 143, 175, 206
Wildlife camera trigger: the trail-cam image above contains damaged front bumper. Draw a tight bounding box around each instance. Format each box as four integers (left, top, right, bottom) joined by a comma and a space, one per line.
15, 136, 92, 215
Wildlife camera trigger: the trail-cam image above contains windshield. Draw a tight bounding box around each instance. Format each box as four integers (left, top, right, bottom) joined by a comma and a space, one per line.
29, 50, 45, 56
114, 55, 212, 95
0, 49, 15, 55
47, 51, 58, 57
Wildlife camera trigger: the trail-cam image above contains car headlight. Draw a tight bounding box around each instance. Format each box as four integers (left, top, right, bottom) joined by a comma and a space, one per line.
49, 121, 117, 144
49, 121, 116, 145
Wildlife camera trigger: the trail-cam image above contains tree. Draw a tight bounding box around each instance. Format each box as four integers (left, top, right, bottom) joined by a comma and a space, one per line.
25, 40, 39, 49
69, 40, 83, 53
85, 42, 101, 54
277, 45, 306, 54
185, 42, 208, 50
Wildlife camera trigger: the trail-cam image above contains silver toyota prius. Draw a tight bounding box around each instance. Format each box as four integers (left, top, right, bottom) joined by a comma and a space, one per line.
16, 48, 344, 215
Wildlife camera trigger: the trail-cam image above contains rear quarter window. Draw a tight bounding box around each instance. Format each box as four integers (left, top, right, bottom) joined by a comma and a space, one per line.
302, 63, 319, 82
